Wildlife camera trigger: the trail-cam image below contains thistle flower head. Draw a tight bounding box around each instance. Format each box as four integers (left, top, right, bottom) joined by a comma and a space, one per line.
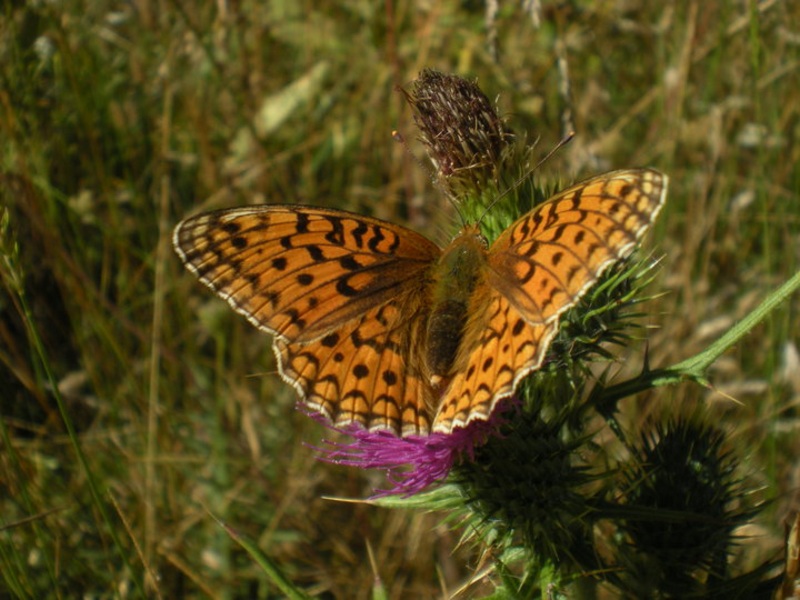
313, 401, 516, 496
450, 372, 602, 576
403, 69, 515, 196
614, 417, 759, 596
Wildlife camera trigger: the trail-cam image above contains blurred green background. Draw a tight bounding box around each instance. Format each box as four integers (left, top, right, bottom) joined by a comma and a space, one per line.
1, 1, 799, 597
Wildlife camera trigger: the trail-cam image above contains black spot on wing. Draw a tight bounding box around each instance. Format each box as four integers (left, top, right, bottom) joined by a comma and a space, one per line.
221, 221, 240, 234
284, 308, 306, 331
321, 333, 340, 347
512, 318, 526, 336
351, 220, 369, 248
295, 212, 311, 233
265, 290, 280, 308
340, 256, 363, 270
227, 258, 242, 274
306, 245, 324, 261
367, 226, 386, 253
324, 216, 345, 245
336, 276, 360, 297
550, 224, 568, 243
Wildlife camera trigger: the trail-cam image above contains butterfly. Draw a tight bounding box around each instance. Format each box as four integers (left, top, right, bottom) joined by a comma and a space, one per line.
173, 168, 667, 437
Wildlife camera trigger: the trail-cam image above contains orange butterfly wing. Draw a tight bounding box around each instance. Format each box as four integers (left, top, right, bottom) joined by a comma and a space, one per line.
174, 206, 440, 343
174, 206, 441, 435
487, 168, 668, 324
432, 291, 559, 433
275, 297, 434, 435
432, 169, 668, 433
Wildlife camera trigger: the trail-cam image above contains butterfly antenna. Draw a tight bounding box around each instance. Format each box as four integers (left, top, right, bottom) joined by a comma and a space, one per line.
393, 130, 467, 227
476, 130, 575, 225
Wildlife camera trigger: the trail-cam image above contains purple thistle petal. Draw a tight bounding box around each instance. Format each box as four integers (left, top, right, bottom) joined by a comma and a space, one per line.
305, 400, 517, 496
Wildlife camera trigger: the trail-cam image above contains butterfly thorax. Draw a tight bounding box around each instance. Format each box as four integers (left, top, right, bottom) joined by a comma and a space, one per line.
426, 224, 488, 388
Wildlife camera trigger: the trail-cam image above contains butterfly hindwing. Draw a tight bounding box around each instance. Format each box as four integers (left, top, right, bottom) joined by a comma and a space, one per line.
276, 293, 435, 436
433, 292, 558, 433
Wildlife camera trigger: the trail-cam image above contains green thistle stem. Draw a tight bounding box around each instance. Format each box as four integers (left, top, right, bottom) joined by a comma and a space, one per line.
669, 267, 800, 377
596, 267, 800, 410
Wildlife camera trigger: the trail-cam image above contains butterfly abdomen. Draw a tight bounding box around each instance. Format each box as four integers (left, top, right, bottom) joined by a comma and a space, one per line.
426, 226, 488, 386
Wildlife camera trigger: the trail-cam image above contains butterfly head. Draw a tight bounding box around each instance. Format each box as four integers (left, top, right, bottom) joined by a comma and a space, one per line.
457, 223, 489, 249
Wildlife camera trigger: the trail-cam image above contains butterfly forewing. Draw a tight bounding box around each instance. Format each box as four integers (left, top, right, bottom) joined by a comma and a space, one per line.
486, 169, 667, 325
173, 206, 441, 344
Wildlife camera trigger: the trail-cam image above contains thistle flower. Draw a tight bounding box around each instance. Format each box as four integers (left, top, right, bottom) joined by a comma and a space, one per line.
403, 68, 515, 196
314, 400, 517, 496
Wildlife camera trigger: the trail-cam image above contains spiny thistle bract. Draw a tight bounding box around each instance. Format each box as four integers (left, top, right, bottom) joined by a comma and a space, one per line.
611, 417, 764, 597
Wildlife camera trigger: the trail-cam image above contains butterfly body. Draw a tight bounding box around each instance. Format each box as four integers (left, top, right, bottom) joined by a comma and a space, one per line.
174, 169, 668, 437
426, 225, 488, 387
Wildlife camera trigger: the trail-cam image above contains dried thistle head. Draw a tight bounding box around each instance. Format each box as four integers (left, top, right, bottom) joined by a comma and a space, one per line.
402, 69, 515, 196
